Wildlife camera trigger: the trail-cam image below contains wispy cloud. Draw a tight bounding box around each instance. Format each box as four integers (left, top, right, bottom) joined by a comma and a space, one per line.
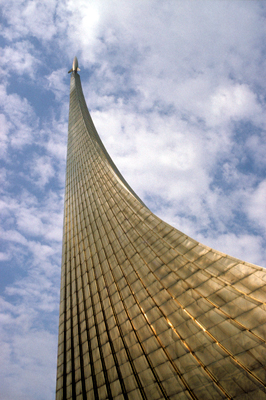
0, 41, 39, 78
0, 83, 38, 148
1, 0, 58, 41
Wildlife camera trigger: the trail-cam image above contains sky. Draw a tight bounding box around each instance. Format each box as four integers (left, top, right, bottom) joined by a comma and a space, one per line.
0, 1, 266, 399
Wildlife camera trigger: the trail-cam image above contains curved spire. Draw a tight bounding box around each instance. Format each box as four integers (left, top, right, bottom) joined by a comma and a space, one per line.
56, 69, 266, 400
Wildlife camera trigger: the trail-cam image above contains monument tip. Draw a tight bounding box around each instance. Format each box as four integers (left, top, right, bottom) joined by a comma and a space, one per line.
68, 56, 80, 74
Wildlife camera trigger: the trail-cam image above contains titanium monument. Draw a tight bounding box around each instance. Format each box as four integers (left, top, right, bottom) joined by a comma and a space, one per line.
56, 58, 266, 399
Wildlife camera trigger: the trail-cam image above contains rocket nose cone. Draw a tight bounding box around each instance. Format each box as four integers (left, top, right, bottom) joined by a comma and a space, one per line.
73, 56, 78, 69
68, 56, 79, 74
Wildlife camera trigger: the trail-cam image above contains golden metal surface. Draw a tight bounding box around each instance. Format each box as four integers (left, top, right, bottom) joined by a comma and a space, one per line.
56, 72, 266, 399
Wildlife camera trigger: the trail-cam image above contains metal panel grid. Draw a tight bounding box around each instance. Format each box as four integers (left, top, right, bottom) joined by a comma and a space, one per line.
56, 72, 266, 400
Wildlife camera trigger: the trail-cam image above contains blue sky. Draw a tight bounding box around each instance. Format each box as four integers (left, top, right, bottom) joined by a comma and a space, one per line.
0, 1, 266, 399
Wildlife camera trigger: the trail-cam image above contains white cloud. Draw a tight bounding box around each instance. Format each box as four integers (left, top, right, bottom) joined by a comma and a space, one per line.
1, 0, 57, 41
0, 191, 64, 243
29, 155, 55, 187
0, 229, 27, 245
0, 41, 39, 78
0, 114, 9, 157
246, 132, 266, 170
0, 84, 38, 148
0, 328, 57, 400
0, 252, 10, 261
208, 83, 262, 126
46, 69, 69, 101
245, 180, 266, 231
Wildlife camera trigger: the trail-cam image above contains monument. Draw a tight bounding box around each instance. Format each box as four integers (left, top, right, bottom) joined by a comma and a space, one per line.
56, 58, 266, 399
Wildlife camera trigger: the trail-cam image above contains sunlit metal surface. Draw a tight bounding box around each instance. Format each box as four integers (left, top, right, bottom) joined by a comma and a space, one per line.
56, 70, 266, 400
